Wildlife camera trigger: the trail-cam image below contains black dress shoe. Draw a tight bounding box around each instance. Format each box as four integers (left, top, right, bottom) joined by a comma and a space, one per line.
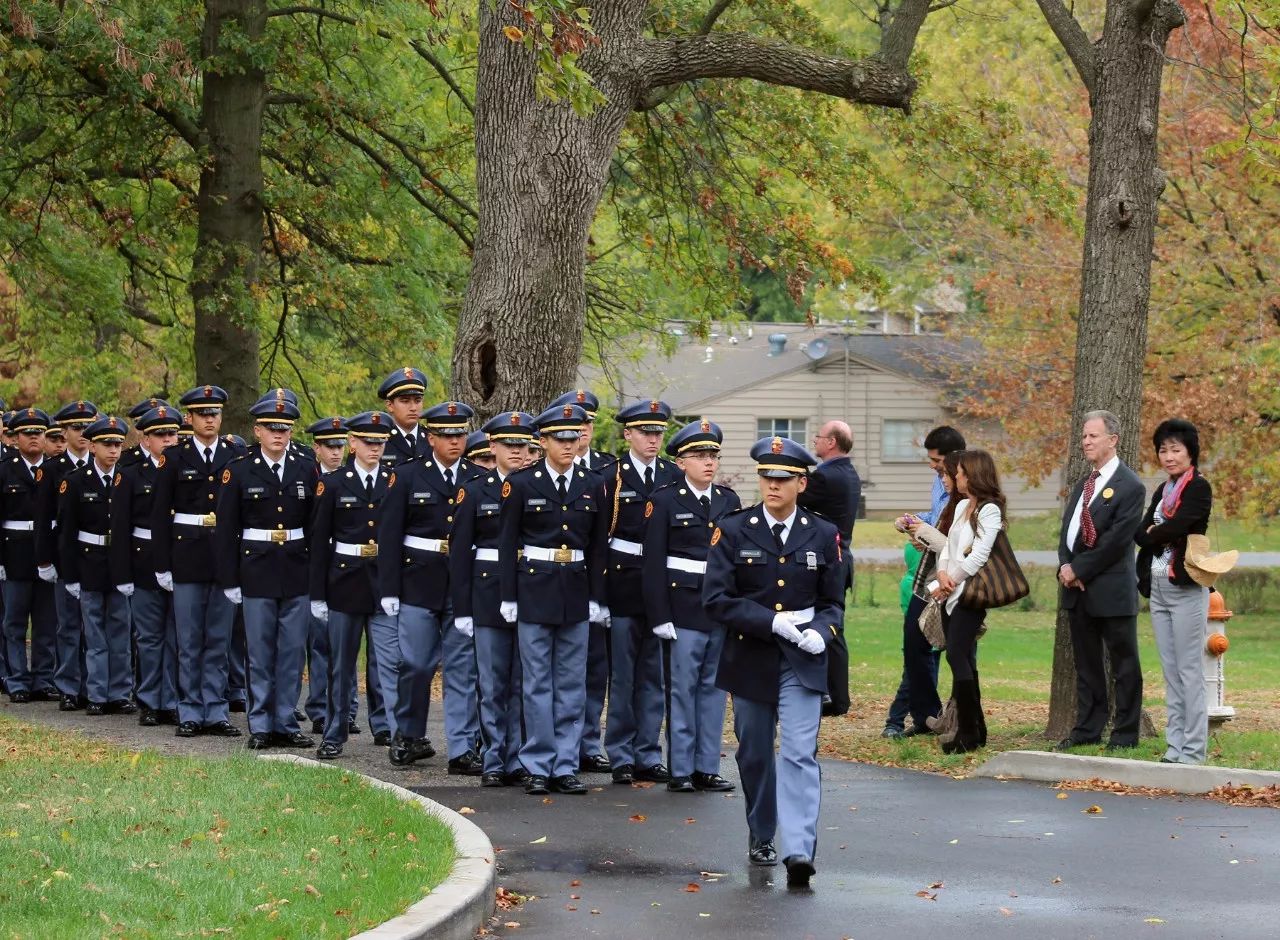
551, 774, 588, 795
448, 750, 484, 776
692, 772, 735, 792
667, 776, 695, 793
157, 709, 178, 725
504, 769, 530, 787
481, 772, 506, 788
524, 775, 550, 795
111, 700, 138, 715
273, 731, 316, 749
59, 694, 81, 712
389, 735, 434, 767
138, 709, 159, 727
316, 742, 342, 760
784, 855, 815, 888
246, 732, 272, 750
579, 753, 612, 774
176, 721, 201, 737
748, 837, 778, 867
85, 701, 106, 716
228, 700, 246, 713
311, 719, 324, 735
373, 730, 392, 747
9, 690, 30, 704
348, 720, 362, 735
635, 763, 671, 783
204, 720, 242, 737
611, 763, 635, 785
32, 688, 61, 702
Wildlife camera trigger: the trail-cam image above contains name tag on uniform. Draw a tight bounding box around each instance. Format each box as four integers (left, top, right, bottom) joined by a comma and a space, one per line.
338, 495, 359, 505
619, 490, 637, 499
412, 491, 433, 500
80, 492, 102, 502
738, 548, 763, 560
480, 502, 500, 512
295, 482, 306, 498
527, 498, 546, 507
246, 486, 266, 496
674, 512, 695, 520
180, 469, 200, 480
806, 551, 818, 570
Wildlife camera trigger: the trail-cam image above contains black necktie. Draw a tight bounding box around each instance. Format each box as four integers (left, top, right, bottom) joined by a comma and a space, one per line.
644, 465, 653, 490
364, 474, 374, 501
203, 447, 213, 471
272, 463, 282, 482
699, 495, 710, 514
771, 522, 786, 550
102, 474, 111, 491
444, 467, 454, 489
557, 475, 567, 501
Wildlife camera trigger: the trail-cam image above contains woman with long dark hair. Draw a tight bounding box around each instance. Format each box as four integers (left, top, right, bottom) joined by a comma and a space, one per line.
928, 449, 1007, 753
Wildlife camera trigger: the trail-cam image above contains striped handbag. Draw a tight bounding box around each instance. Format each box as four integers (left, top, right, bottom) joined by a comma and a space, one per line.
959, 528, 1029, 610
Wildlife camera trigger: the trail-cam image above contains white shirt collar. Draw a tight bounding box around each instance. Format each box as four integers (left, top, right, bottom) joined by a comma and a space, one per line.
1093, 453, 1121, 485
68, 449, 89, 466
764, 506, 798, 544
629, 452, 656, 479
93, 460, 114, 481
439, 458, 462, 479
685, 478, 711, 501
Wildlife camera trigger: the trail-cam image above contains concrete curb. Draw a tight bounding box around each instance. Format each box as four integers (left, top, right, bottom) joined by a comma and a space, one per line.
261, 754, 495, 940
973, 749, 1280, 794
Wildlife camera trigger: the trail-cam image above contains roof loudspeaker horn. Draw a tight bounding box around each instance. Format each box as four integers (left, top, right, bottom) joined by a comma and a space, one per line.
804, 337, 830, 361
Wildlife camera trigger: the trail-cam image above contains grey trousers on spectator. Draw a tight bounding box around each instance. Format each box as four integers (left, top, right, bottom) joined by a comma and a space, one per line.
1149, 576, 1209, 764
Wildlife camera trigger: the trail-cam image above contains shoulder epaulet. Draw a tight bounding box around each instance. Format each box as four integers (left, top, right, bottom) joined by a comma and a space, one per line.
713, 483, 737, 495
721, 506, 753, 519
652, 480, 678, 495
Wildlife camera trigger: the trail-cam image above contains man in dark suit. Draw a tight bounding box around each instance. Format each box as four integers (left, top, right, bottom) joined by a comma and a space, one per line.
1057, 409, 1146, 750
799, 420, 861, 567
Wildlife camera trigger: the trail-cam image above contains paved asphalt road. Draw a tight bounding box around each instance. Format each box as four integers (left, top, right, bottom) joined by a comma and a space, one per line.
854, 548, 1280, 569
423, 760, 1280, 940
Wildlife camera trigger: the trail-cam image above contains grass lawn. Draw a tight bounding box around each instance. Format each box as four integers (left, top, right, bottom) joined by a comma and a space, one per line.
0, 717, 455, 939
819, 573, 1280, 777
853, 512, 1280, 553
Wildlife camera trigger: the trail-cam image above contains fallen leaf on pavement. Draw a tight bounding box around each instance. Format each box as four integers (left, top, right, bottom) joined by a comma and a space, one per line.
929, 882, 944, 890
569, 880, 581, 887
632, 782, 655, 789
458, 806, 476, 815
629, 814, 647, 823
1051, 877, 1062, 885
999, 907, 1014, 916
916, 891, 937, 901
1084, 805, 1103, 814
685, 883, 701, 893
570, 894, 580, 900
1056, 792, 1069, 799
948, 839, 959, 845
1145, 918, 1165, 924
503, 921, 520, 928
530, 836, 547, 844
684, 818, 697, 824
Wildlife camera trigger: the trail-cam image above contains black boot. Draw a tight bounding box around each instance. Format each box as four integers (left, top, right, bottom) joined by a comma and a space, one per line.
973, 671, 988, 747
941, 679, 982, 754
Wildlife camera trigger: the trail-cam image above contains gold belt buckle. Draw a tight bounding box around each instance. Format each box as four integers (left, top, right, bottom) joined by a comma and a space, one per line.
360, 544, 379, 558
440, 538, 449, 556
553, 547, 573, 564
270, 530, 287, 544
201, 513, 217, 527
102, 533, 111, 547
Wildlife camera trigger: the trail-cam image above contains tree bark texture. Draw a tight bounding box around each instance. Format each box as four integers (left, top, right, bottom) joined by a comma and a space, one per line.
1044, 0, 1185, 741
451, 0, 931, 417
190, 0, 267, 432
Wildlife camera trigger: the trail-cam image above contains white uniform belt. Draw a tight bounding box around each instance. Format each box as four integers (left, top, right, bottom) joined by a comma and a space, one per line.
404, 535, 448, 554
523, 545, 584, 563
77, 531, 109, 547
609, 537, 644, 556
173, 511, 217, 527
474, 547, 499, 562
243, 527, 304, 543
783, 607, 816, 622
334, 541, 378, 558
132, 527, 152, 540
2, 520, 34, 532
666, 556, 707, 575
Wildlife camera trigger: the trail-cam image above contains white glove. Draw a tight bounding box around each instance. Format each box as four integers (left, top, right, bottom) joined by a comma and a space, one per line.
797, 628, 826, 655
0, 565, 6, 581
223, 587, 243, 605
117, 583, 135, 597
66, 582, 81, 600
454, 616, 474, 637
589, 601, 611, 628
311, 600, 329, 622
380, 596, 400, 617
499, 601, 518, 624
771, 612, 803, 645
38, 565, 58, 583
155, 571, 173, 592
652, 622, 677, 641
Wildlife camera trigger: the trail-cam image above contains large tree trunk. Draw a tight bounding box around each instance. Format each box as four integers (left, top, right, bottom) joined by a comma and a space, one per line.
1043, 0, 1186, 741
190, 0, 267, 432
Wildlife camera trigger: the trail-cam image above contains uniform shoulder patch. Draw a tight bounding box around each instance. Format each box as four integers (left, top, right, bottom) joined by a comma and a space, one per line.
114, 474, 122, 487
157, 455, 166, 469
710, 527, 722, 547
221, 468, 231, 484
34, 467, 42, 483
388, 472, 396, 489
315, 480, 325, 497
456, 487, 466, 504
501, 480, 512, 499
59, 480, 67, 494
644, 500, 653, 519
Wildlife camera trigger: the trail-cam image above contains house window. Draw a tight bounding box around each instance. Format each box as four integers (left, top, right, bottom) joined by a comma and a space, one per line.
882, 419, 928, 462
757, 418, 806, 443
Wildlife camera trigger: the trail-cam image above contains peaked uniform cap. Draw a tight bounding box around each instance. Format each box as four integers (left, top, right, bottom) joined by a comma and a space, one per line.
377, 367, 428, 400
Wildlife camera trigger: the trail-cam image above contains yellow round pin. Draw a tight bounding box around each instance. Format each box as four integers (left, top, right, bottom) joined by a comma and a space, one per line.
1102, 487, 1114, 499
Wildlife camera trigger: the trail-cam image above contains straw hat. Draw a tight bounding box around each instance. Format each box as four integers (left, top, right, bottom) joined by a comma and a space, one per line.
1184, 534, 1239, 588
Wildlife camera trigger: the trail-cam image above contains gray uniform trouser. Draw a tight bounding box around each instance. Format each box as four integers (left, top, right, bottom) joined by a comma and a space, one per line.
605, 614, 665, 769
53, 579, 85, 698
173, 581, 236, 725
132, 588, 177, 712
2, 580, 57, 694
243, 595, 309, 736
80, 590, 132, 704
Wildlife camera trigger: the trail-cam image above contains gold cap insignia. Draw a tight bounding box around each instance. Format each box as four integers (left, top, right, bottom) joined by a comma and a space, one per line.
447, 402, 458, 416
576, 390, 586, 403
700, 418, 711, 433
771, 437, 784, 455
563, 406, 572, 418
649, 400, 660, 413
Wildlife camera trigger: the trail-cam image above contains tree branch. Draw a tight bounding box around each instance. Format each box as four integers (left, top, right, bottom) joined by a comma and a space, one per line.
697, 0, 736, 34
1034, 0, 1098, 95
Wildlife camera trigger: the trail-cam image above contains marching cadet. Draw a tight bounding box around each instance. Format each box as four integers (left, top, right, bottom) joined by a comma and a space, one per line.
642, 419, 740, 793
378, 400, 480, 772
452, 411, 535, 787
121, 398, 172, 469
36, 400, 99, 709
310, 411, 393, 759
111, 406, 181, 725
0, 407, 14, 458
0, 408, 59, 703
215, 391, 316, 750
43, 425, 68, 461
57, 415, 135, 715
301, 417, 353, 735
498, 402, 610, 796
378, 367, 431, 468
464, 431, 496, 470
603, 399, 676, 785
550, 389, 616, 774
703, 437, 845, 889
151, 385, 247, 738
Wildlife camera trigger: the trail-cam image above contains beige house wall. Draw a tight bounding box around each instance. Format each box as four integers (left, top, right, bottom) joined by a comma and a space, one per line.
682, 357, 1065, 517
